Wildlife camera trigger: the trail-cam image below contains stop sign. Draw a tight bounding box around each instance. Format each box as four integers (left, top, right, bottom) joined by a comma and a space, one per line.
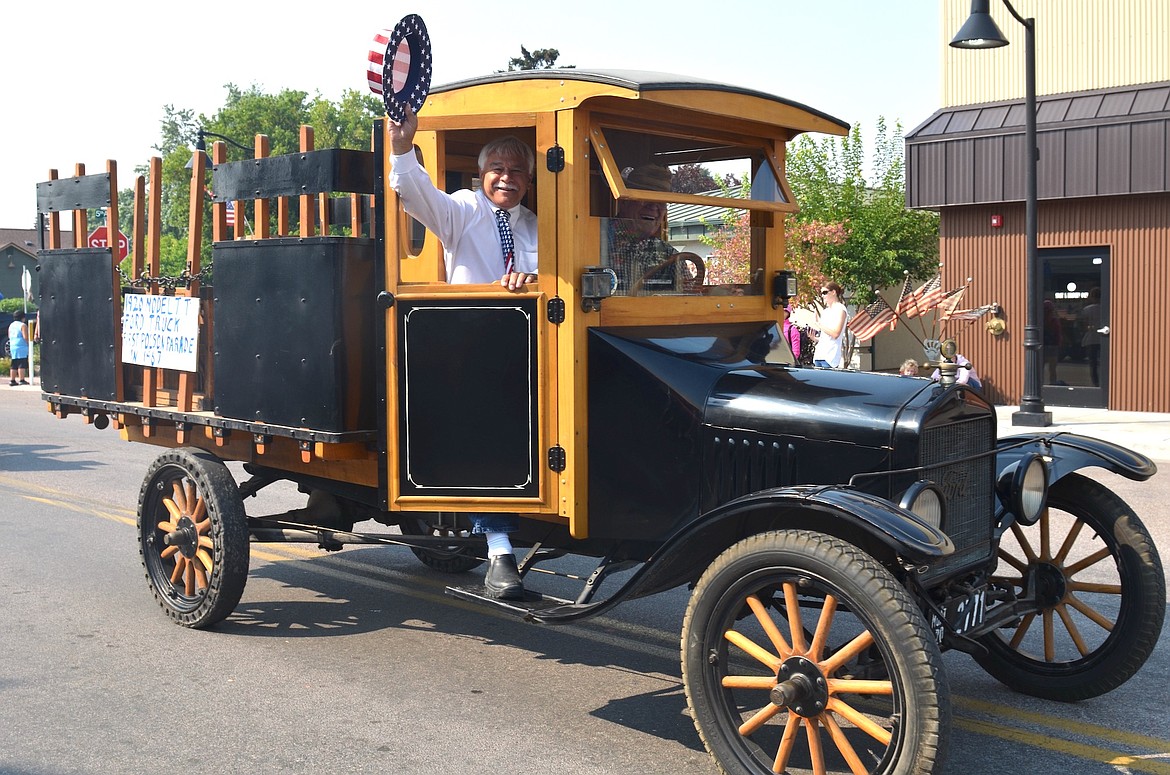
87, 226, 130, 261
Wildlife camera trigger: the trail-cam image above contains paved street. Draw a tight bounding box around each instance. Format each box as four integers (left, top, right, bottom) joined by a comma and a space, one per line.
2, 383, 1168, 774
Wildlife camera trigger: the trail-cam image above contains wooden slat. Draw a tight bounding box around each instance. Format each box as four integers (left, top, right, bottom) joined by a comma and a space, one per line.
211, 142, 228, 243
299, 125, 315, 236
130, 175, 146, 279
107, 160, 124, 403
176, 152, 207, 414
46, 169, 61, 249
72, 163, 87, 240
349, 193, 362, 237
143, 157, 164, 408
255, 135, 271, 239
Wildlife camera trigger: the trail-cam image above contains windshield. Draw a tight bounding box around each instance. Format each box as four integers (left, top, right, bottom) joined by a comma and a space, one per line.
590, 125, 791, 298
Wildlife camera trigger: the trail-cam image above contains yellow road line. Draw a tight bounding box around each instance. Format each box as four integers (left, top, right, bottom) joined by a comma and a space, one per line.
21, 494, 135, 526
956, 717, 1170, 774
956, 695, 1170, 753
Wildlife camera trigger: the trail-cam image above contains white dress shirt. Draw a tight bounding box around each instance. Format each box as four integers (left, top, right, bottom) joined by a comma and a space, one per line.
388, 151, 538, 284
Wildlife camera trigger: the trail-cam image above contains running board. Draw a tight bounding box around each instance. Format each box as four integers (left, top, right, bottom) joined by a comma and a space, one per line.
445, 583, 599, 623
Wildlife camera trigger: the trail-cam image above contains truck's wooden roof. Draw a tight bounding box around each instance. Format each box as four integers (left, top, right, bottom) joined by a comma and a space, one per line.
426, 68, 850, 137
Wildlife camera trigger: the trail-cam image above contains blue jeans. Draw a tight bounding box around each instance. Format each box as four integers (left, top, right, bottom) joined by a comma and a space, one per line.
470, 513, 519, 534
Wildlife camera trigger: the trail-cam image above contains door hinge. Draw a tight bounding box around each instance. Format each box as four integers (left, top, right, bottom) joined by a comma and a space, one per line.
546, 145, 565, 173
547, 445, 566, 472
547, 296, 566, 324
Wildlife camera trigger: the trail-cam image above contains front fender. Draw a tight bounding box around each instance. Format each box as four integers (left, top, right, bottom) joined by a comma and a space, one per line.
997, 432, 1157, 483
529, 486, 952, 624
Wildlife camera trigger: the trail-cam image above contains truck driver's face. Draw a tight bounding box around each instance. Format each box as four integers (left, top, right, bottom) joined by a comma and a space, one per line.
481, 153, 530, 209
615, 198, 667, 238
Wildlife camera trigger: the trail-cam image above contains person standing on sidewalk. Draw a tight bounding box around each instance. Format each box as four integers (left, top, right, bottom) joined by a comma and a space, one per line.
8, 311, 30, 386
809, 282, 848, 368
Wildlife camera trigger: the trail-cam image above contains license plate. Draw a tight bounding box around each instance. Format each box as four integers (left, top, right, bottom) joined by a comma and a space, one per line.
930, 586, 988, 641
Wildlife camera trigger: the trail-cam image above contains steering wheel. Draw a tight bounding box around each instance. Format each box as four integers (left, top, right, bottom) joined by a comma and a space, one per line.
631, 251, 706, 295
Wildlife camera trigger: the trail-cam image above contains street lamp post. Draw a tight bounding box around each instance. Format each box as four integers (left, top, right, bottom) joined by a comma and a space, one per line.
951, 0, 1051, 427
186, 128, 253, 169
195, 128, 253, 154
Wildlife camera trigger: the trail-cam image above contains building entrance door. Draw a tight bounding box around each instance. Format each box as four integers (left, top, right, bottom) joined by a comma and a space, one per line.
1041, 247, 1109, 408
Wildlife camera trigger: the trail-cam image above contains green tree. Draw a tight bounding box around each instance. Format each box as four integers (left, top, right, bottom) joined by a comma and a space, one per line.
503, 46, 573, 71
786, 119, 938, 304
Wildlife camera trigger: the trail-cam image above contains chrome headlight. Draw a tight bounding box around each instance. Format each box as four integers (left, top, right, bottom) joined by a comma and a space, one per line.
899, 481, 944, 529
997, 453, 1049, 525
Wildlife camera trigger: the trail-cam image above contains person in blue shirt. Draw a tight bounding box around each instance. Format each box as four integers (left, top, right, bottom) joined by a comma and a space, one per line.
8, 310, 30, 386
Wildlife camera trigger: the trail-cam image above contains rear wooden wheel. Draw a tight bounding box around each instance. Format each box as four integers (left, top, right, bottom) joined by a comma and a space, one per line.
138, 448, 249, 628
400, 515, 484, 573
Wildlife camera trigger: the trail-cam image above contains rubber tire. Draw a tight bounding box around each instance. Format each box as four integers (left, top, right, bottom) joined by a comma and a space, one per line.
138, 448, 249, 628
400, 516, 484, 574
975, 473, 1165, 701
682, 530, 948, 775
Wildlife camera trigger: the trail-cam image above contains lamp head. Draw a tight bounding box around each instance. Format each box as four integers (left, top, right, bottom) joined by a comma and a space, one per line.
950, 0, 1009, 48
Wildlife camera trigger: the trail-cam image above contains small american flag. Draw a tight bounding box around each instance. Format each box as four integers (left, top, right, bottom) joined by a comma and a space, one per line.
948, 303, 998, 321
893, 274, 915, 316
225, 200, 236, 227
907, 273, 944, 317
848, 296, 896, 342
937, 286, 967, 321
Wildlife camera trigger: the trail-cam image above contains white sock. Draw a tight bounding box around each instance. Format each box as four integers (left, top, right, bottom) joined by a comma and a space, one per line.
485, 532, 514, 558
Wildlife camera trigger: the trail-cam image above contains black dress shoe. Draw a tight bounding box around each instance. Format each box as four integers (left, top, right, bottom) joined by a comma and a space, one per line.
485, 554, 524, 600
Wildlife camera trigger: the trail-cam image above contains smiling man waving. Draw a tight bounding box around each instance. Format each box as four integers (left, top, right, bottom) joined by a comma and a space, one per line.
388, 104, 537, 291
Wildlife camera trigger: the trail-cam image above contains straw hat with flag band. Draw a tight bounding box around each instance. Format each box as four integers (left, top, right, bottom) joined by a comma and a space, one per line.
367, 14, 433, 123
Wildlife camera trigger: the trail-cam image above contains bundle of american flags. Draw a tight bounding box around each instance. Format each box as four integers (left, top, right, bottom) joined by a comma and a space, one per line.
846, 272, 993, 342
894, 272, 944, 320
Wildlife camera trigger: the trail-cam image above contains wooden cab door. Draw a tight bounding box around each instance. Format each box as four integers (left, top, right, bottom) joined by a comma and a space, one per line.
394, 293, 545, 501
381, 115, 561, 521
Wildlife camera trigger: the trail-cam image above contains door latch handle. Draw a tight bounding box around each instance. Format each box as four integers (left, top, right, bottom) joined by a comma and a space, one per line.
1097, 326, 1111, 335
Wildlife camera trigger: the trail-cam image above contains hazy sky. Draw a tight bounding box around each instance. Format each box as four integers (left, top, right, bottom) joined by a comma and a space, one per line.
0, 0, 942, 229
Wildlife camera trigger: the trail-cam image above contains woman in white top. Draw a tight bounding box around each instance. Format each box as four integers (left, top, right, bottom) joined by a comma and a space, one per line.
810, 281, 848, 368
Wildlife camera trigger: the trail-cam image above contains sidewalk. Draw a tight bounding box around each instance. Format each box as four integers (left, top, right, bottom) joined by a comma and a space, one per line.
996, 405, 1170, 463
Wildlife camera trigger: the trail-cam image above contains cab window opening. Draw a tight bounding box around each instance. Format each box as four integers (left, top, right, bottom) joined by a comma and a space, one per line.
397, 126, 539, 283
589, 128, 774, 298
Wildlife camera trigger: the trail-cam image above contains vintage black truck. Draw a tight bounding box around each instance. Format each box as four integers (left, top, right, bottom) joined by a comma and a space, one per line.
36, 69, 1163, 775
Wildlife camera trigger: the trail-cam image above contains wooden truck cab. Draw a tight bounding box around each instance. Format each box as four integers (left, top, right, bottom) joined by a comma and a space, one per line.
381, 70, 847, 538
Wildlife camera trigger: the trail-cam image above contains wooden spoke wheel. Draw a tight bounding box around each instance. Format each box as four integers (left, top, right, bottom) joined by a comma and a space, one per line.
976, 473, 1165, 701
683, 530, 947, 775
400, 515, 484, 574
137, 448, 249, 628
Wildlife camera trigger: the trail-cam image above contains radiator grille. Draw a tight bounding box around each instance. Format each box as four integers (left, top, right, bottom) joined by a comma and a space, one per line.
920, 415, 996, 578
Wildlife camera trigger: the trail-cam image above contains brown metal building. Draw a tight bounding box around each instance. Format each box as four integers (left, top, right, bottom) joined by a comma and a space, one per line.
906, 82, 1170, 410
905, 1, 1170, 412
